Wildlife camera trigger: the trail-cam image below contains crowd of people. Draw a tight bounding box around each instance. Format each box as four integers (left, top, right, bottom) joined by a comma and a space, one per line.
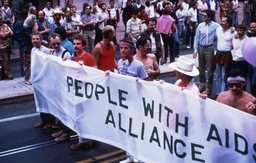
0, 0, 256, 161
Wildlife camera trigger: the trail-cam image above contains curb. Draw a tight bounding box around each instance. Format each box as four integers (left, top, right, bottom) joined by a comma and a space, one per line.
0, 94, 34, 106
0, 78, 34, 105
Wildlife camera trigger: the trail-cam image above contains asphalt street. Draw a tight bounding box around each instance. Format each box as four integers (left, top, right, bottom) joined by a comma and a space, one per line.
1, 1, 246, 162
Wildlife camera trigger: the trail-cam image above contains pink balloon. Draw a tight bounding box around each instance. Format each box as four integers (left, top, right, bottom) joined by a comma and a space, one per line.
242, 37, 256, 66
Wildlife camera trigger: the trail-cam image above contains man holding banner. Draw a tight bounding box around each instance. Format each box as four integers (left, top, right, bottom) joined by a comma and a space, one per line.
118, 37, 148, 162
216, 69, 255, 115
118, 38, 148, 80
70, 34, 98, 150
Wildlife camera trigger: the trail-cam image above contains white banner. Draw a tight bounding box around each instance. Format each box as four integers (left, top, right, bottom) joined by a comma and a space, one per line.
31, 51, 256, 163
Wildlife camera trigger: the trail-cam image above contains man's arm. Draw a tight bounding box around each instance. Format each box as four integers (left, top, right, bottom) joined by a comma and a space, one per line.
93, 43, 101, 66
193, 24, 200, 58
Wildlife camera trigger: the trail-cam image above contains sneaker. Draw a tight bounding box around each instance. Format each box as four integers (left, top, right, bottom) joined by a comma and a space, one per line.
55, 133, 69, 143
186, 46, 191, 49
52, 131, 64, 138
119, 156, 133, 163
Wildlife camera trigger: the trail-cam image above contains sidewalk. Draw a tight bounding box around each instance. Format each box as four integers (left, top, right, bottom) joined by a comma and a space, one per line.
0, 54, 196, 105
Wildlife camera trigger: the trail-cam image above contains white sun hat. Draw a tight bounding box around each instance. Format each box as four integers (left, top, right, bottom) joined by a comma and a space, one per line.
168, 56, 199, 77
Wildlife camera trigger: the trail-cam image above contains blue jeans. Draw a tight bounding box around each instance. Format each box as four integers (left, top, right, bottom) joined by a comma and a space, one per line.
232, 11, 238, 27
177, 21, 185, 41
215, 64, 226, 95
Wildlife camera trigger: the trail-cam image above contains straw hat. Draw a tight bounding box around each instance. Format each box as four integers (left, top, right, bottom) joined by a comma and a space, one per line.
169, 56, 199, 77
52, 7, 64, 16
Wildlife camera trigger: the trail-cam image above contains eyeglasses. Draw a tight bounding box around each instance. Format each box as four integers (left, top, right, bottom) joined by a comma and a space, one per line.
228, 83, 242, 88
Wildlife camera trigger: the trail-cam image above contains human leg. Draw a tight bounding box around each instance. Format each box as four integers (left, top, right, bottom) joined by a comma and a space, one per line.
198, 46, 206, 91
23, 53, 31, 84
161, 33, 169, 63
0, 48, 13, 79
204, 46, 215, 94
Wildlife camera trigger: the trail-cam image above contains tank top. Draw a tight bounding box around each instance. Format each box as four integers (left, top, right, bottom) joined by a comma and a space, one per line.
98, 42, 116, 71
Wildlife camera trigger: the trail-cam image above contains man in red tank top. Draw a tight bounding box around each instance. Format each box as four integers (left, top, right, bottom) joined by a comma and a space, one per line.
93, 25, 117, 71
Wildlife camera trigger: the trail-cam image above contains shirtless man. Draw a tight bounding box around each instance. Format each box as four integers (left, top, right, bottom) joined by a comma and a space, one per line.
134, 36, 160, 80
216, 70, 255, 114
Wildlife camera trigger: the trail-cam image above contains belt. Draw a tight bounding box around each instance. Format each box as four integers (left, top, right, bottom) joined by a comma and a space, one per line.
217, 50, 231, 53
199, 44, 213, 48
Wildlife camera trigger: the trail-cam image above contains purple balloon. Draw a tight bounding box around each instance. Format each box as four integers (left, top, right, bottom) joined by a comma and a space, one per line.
242, 37, 256, 66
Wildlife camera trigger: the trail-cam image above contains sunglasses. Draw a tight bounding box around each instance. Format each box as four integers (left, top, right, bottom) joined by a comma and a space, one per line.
228, 83, 242, 88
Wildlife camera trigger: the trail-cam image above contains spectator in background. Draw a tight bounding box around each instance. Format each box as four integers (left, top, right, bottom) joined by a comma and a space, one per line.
169, 3, 179, 58
64, 0, 74, 12
145, 0, 157, 19
155, 0, 164, 16
95, 3, 109, 44
13, 9, 28, 76
71, 5, 81, 23
122, 0, 134, 37
231, 0, 239, 27
1, 0, 14, 27
214, 16, 235, 96
0, 14, 13, 80
137, 5, 148, 23
206, 0, 218, 21
93, 25, 117, 71
107, 0, 120, 46
43, 0, 54, 24
49, 7, 64, 34
22, 5, 37, 84
80, 4, 98, 54
62, 10, 81, 41
93, 0, 103, 15
140, 18, 164, 65
156, 1, 176, 63
242, 0, 252, 27
247, 22, 256, 97
185, 1, 198, 49
197, 0, 208, 23
219, 0, 232, 19
230, 24, 249, 80
126, 9, 143, 44
206, 0, 218, 12
34, 10, 51, 44
80, 2, 90, 17
176, 3, 186, 44
193, 10, 220, 96
133, 0, 142, 10
134, 37, 160, 81
1, 0, 14, 76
